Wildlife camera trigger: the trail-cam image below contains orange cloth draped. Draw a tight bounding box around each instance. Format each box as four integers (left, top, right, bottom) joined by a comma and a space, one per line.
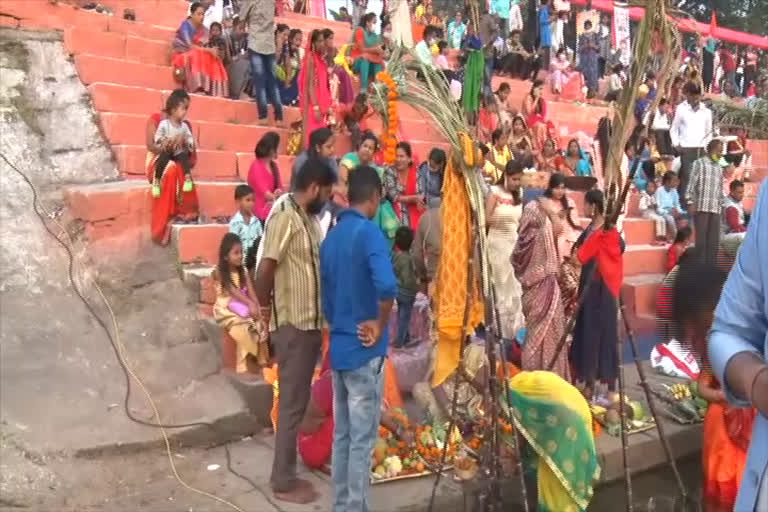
171, 48, 229, 97
702, 374, 755, 510
432, 157, 485, 387
145, 114, 199, 244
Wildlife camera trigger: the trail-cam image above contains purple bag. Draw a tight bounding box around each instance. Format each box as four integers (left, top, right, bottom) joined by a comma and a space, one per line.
228, 288, 251, 318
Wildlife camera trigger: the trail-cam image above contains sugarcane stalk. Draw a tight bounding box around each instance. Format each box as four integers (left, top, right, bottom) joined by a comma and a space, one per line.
619, 298, 688, 500
615, 299, 634, 512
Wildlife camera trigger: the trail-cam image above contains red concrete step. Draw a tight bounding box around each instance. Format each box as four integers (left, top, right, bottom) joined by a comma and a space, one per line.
64, 27, 170, 67
624, 245, 667, 276
172, 224, 229, 266
622, 273, 665, 318
578, 217, 656, 246
113, 145, 241, 181
88, 82, 437, 126
75, 54, 176, 90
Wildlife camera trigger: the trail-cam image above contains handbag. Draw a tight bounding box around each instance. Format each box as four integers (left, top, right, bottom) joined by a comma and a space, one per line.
228, 298, 251, 318
173, 66, 186, 84
374, 199, 400, 246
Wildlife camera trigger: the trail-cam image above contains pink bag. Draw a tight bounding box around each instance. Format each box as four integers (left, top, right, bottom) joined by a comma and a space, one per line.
228, 298, 251, 318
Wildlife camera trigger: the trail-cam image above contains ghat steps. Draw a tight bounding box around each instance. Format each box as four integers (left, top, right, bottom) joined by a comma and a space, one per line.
4, 0, 764, 329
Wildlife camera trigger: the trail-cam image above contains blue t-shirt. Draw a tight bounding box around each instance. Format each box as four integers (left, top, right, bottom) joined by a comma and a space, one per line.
320, 209, 398, 371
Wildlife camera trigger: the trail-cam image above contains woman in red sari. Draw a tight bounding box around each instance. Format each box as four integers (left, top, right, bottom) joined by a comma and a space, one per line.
383, 142, 425, 229
145, 89, 199, 245
521, 79, 555, 150
171, 2, 229, 97
299, 29, 333, 149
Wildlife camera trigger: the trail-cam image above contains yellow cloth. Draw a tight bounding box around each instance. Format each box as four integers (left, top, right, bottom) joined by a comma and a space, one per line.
334, 44, 354, 76
433, 156, 485, 386
509, 371, 596, 512
414, 4, 425, 19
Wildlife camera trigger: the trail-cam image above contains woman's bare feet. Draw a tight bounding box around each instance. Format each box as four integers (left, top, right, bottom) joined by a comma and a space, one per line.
273, 479, 318, 504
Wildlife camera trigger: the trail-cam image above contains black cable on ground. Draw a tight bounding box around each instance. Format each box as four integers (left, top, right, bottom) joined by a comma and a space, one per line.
1, 152, 277, 510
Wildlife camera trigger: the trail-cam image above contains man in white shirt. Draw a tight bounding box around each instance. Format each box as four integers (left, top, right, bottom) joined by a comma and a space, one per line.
670, 82, 714, 204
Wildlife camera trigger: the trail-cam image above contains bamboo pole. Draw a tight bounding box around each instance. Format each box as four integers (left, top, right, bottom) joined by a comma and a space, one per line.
619, 298, 688, 499
615, 301, 634, 512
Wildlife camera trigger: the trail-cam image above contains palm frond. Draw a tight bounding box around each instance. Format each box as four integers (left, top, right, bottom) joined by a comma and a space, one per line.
710, 98, 768, 137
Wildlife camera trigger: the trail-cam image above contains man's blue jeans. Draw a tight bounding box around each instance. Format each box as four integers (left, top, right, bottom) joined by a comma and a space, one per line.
331, 356, 384, 512
395, 292, 415, 348
249, 50, 283, 121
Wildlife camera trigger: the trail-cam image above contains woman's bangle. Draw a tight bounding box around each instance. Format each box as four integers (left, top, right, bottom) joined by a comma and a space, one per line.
748, 366, 768, 408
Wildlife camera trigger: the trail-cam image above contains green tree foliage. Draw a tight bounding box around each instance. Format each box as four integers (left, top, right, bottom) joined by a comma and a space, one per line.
676, 0, 768, 37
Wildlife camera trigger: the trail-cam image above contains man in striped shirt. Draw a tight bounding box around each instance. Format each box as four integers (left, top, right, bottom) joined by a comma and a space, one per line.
686, 138, 724, 266
255, 158, 336, 504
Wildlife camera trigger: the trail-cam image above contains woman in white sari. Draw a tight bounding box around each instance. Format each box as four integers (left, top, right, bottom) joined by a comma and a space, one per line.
388, 0, 413, 48
486, 159, 525, 341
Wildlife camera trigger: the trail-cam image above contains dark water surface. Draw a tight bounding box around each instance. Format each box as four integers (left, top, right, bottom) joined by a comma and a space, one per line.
590, 455, 705, 512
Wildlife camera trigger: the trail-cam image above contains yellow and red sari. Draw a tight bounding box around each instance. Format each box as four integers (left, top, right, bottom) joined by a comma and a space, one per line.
171, 19, 229, 97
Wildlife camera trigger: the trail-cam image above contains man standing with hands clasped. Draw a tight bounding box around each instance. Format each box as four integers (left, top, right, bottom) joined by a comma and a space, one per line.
685, 138, 724, 265
320, 165, 398, 512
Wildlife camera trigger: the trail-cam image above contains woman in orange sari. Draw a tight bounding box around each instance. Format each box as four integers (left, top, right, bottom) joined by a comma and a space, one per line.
145, 89, 199, 245
171, 2, 229, 97
673, 258, 755, 512
299, 29, 333, 148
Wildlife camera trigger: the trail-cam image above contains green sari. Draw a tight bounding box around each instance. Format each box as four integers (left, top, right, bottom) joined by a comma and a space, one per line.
461, 50, 485, 114
505, 371, 600, 512
340, 152, 400, 247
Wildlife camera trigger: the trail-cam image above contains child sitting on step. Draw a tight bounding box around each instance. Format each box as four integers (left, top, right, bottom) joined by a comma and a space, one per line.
212, 233, 269, 376
228, 184, 263, 273
153, 94, 195, 197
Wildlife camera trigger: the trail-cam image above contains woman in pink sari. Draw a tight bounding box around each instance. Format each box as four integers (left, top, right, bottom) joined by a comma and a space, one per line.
522, 79, 555, 150
299, 29, 333, 149
247, 132, 284, 222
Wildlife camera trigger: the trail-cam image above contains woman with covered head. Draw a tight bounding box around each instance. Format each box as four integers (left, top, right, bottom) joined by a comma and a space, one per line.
299, 29, 333, 148
512, 172, 571, 378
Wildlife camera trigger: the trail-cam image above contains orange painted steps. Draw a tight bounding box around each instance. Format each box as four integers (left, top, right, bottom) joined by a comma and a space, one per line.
622, 273, 665, 318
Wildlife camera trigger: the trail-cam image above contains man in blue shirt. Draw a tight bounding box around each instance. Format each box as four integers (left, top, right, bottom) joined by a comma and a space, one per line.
709, 181, 768, 511
320, 165, 398, 512
538, 0, 552, 69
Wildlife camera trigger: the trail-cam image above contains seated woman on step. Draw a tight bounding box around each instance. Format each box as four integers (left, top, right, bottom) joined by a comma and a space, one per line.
171, 1, 229, 97
145, 89, 199, 245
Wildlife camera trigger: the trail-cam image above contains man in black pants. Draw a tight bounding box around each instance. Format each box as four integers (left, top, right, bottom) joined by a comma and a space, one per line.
670, 82, 714, 204
685, 139, 725, 266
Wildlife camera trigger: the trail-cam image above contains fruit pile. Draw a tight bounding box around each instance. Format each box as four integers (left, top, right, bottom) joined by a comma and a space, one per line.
591, 394, 653, 436
371, 422, 461, 482
655, 381, 709, 424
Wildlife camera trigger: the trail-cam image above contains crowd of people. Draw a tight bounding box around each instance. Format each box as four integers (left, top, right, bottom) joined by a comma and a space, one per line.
142, 1, 768, 511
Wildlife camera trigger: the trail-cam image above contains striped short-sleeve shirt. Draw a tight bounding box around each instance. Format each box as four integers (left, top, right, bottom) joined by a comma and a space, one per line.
261, 195, 324, 332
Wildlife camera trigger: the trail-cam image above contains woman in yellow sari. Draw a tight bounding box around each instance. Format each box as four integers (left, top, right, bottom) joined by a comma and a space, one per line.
506, 371, 600, 512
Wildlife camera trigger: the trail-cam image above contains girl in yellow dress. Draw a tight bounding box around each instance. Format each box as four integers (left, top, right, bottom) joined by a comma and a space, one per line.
212, 233, 269, 375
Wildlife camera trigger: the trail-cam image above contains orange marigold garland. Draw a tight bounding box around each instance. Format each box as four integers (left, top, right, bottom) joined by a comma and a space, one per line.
376, 70, 399, 164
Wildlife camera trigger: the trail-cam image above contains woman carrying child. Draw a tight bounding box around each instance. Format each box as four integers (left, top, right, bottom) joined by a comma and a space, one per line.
277, 29, 304, 106
145, 90, 199, 245
171, 2, 229, 97
299, 30, 333, 149
213, 233, 270, 376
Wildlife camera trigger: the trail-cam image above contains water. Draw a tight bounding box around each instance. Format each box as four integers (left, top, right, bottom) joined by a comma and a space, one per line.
590, 455, 705, 512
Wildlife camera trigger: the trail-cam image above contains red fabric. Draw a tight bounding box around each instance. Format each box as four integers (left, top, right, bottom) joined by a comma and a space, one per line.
299, 45, 332, 147
404, 165, 422, 228
146, 113, 199, 244
720, 50, 736, 72
725, 206, 747, 233
576, 228, 623, 297
297, 370, 333, 469
666, 243, 684, 272
172, 48, 228, 97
